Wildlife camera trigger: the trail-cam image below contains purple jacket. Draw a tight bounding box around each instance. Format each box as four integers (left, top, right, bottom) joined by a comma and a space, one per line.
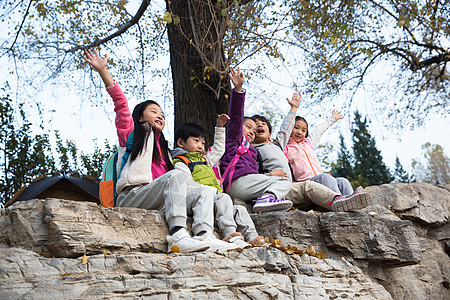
220, 89, 258, 188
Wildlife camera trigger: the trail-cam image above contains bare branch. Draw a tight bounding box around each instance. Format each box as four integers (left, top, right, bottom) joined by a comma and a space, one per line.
6, 0, 33, 55
66, 0, 150, 53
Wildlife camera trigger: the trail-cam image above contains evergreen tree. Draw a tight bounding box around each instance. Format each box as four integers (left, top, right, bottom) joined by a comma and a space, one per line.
0, 84, 115, 206
394, 156, 410, 183
0, 84, 56, 203
351, 111, 393, 186
331, 134, 354, 180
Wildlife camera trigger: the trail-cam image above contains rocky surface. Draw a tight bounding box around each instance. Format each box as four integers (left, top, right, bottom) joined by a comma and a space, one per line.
0, 182, 448, 299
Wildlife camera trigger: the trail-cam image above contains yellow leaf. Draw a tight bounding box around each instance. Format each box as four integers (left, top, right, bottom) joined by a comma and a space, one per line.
306, 246, 315, 255
103, 251, 112, 255
61, 272, 71, 277
170, 245, 180, 253
82, 254, 88, 265
224, 94, 228, 99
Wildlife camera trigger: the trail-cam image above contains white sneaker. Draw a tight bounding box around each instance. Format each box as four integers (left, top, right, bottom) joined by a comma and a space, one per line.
166, 228, 210, 253
331, 192, 372, 212
253, 195, 293, 212
194, 232, 239, 251
229, 236, 250, 248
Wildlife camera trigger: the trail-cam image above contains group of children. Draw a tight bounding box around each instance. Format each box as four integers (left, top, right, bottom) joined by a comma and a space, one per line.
84, 50, 372, 254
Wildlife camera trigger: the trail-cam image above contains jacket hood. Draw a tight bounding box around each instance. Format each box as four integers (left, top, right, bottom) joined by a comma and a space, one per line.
170, 147, 189, 158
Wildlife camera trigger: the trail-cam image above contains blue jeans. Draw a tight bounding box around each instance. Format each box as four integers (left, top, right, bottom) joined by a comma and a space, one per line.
308, 173, 353, 195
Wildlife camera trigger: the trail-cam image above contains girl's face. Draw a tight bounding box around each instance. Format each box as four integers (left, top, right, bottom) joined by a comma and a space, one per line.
139, 104, 165, 132
254, 118, 271, 144
291, 120, 308, 143
243, 118, 257, 143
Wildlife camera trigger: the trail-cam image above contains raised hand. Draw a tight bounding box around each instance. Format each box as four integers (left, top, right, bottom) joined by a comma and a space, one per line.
216, 114, 230, 127
332, 110, 344, 120
83, 49, 108, 72
229, 67, 244, 92
287, 92, 301, 112
83, 49, 114, 87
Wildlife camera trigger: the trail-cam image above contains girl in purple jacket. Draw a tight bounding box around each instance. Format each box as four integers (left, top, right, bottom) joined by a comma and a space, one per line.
220, 67, 293, 213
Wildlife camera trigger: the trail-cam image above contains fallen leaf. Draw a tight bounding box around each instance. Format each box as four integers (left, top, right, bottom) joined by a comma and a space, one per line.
306, 246, 315, 255
82, 254, 88, 265
170, 245, 180, 253
61, 273, 71, 277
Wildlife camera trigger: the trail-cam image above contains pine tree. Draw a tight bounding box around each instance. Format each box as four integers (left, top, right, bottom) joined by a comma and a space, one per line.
0, 84, 115, 206
394, 156, 410, 183
351, 111, 393, 186
331, 134, 354, 180
0, 84, 56, 203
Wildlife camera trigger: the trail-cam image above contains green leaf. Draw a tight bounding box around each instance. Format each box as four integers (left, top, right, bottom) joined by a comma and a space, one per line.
221, 8, 227, 17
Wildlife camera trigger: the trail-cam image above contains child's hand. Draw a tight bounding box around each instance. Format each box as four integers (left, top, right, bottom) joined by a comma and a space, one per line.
216, 114, 230, 127
83, 49, 108, 72
229, 67, 244, 92
332, 110, 344, 120
269, 169, 287, 177
287, 92, 301, 112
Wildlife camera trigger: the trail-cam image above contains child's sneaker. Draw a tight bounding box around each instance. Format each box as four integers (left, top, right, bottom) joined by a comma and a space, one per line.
252, 195, 293, 212
229, 235, 250, 248
193, 232, 239, 251
166, 228, 210, 253
331, 192, 372, 212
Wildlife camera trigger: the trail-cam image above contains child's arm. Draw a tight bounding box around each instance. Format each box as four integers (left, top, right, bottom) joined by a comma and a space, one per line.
83, 50, 114, 87
275, 92, 301, 149
226, 67, 246, 141
308, 110, 342, 148
205, 114, 230, 166
84, 49, 132, 146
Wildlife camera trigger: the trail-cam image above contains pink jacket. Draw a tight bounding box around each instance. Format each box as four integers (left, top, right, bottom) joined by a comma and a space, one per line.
107, 82, 168, 193
285, 115, 338, 182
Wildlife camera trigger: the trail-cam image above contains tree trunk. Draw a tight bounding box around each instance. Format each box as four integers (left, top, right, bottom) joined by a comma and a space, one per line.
166, 0, 231, 146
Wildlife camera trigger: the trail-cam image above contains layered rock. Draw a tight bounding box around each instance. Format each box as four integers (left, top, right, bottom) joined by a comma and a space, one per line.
0, 182, 448, 299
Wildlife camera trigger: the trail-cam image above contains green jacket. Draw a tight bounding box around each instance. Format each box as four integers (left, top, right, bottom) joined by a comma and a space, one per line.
172, 151, 222, 193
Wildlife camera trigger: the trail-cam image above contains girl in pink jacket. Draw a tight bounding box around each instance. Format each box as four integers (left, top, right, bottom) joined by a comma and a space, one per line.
285, 111, 355, 195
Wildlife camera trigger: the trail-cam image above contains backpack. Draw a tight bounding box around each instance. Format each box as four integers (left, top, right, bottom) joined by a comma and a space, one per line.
99, 152, 118, 207
99, 132, 134, 207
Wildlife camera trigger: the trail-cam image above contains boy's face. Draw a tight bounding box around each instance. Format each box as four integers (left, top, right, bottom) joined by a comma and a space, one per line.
139, 104, 165, 132
177, 136, 206, 154
291, 120, 308, 143
253, 118, 271, 144
243, 119, 256, 143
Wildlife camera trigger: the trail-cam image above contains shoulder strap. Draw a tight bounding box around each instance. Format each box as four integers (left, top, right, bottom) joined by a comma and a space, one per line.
174, 155, 206, 173
221, 136, 252, 191
118, 131, 134, 178
256, 149, 265, 174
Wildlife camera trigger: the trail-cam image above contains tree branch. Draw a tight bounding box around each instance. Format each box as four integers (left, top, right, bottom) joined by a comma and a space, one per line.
66, 0, 150, 53
6, 0, 33, 55
413, 53, 450, 71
